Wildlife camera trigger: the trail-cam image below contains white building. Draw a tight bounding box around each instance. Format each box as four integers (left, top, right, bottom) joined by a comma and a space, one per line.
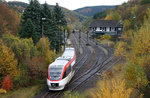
89, 20, 123, 36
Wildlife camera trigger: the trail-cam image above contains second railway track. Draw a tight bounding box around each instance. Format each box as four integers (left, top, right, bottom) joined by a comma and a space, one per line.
35, 31, 118, 98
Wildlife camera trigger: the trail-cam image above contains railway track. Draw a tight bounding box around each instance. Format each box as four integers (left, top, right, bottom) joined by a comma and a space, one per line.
65, 32, 112, 91
35, 31, 118, 98
35, 33, 92, 98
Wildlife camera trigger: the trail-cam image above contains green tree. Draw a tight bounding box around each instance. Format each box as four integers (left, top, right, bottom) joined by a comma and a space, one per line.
141, 0, 150, 5
20, 18, 36, 39
42, 3, 58, 50
53, 3, 67, 26
20, 0, 42, 44
53, 3, 67, 51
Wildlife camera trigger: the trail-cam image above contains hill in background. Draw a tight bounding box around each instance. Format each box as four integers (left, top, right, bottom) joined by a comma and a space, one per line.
74, 6, 116, 17
7, 1, 87, 29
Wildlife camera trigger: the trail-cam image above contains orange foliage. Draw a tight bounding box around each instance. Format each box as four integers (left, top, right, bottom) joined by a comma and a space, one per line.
0, 4, 20, 36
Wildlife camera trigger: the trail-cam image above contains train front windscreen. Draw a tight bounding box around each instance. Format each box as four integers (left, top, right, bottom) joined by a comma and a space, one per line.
49, 66, 64, 80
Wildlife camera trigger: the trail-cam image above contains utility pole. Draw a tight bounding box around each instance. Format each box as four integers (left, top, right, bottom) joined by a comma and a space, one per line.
41, 18, 46, 56
64, 29, 66, 50
134, 16, 136, 33
132, 16, 136, 38
79, 30, 81, 54
87, 31, 89, 45
58, 20, 61, 53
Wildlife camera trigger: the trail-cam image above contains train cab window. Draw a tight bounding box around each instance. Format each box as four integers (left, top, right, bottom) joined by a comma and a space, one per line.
63, 65, 71, 79
49, 66, 63, 80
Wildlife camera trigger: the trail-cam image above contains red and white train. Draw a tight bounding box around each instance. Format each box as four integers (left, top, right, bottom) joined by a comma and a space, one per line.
47, 48, 76, 90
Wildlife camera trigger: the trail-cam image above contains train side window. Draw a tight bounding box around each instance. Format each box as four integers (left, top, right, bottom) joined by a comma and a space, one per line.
62, 65, 71, 79
63, 71, 66, 79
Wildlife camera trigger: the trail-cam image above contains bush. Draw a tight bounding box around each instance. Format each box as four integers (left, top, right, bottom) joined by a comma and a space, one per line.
114, 41, 128, 57
2, 75, 13, 92
125, 62, 148, 90
85, 78, 132, 98
100, 35, 111, 40
0, 89, 7, 95
26, 57, 47, 81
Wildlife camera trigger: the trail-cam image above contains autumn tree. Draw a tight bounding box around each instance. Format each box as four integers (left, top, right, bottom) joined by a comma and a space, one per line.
105, 11, 121, 21
2, 34, 38, 64
0, 4, 20, 36
36, 37, 55, 64
0, 39, 18, 82
2, 75, 13, 92
125, 62, 148, 90
85, 78, 132, 98
124, 9, 150, 97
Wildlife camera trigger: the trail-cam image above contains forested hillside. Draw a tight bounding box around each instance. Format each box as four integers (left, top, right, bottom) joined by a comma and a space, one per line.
0, 0, 69, 95
7, 1, 87, 29
67, 0, 150, 97
74, 6, 116, 17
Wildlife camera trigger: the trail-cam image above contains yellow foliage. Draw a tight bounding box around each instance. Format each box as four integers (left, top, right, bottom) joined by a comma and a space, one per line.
124, 8, 150, 92
131, 5, 138, 15
101, 35, 111, 40
126, 8, 150, 68
123, 19, 131, 31
0, 88, 7, 94
125, 62, 148, 89
0, 39, 18, 80
105, 12, 121, 21
85, 78, 132, 98
36, 37, 55, 64
114, 41, 127, 57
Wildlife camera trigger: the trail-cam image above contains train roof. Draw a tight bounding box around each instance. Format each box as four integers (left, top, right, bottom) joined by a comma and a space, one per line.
62, 48, 75, 58
49, 59, 68, 68
49, 47, 75, 68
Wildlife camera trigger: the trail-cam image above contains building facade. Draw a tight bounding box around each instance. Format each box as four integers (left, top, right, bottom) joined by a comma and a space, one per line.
88, 20, 123, 37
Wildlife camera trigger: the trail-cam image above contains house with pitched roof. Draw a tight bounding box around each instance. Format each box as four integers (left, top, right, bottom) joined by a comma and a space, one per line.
88, 20, 123, 37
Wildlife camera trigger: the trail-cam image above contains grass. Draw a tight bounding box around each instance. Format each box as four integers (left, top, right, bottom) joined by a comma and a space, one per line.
1, 85, 43, 98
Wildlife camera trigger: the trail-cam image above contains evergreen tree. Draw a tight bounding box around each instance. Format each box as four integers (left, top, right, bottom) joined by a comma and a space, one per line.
53, 3, 67, 26
53, 3, 67, 51
20, 18, 36, 39
20, 0, 42, 44
42, 3, 58, 50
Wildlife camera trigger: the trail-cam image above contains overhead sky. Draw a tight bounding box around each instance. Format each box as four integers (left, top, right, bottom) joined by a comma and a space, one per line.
6, 0, 129, 10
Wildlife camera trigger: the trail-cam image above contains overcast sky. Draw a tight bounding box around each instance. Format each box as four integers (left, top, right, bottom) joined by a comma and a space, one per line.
6, 0, 129, 10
